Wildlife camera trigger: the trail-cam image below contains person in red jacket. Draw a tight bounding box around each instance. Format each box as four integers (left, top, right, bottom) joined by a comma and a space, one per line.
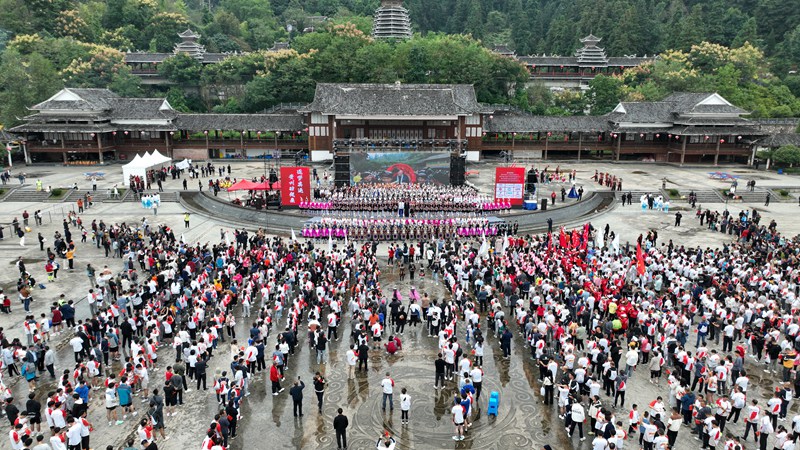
269, 362, 284, 396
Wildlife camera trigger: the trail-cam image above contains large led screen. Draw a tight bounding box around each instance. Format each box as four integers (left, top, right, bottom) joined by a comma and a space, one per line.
349, 152, 451, 185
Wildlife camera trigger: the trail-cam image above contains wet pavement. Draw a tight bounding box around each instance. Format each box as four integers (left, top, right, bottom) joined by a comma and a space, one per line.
2, 160, 800, 449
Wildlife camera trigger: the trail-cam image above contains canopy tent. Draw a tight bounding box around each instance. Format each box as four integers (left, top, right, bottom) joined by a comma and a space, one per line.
121, 154, 146, 185
227, 180, 280, 192
146, 149, 171, 166
121, 150, 173, 184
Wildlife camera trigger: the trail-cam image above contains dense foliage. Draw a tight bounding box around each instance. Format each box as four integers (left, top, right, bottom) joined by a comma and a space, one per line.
0, 0, 798, 123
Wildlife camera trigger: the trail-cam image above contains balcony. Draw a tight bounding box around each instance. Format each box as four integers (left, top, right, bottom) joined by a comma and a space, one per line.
172, 138, 308, 150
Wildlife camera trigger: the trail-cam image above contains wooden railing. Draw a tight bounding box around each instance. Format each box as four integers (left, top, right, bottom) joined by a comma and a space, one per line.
28, 144, 115, 153
172, 139, 308, 150
480, 141, 611, 151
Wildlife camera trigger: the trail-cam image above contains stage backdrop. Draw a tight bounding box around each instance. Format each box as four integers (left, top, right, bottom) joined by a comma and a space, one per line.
280, 166, 311, 206
349, 152, 450, 185
494, 167, 526, 206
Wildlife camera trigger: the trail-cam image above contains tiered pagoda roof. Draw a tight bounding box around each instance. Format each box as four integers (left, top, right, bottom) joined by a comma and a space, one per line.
173, 29, 206, 59
372, 0, 412, 39
575, 34, 608, 67
517, 35, 655, 68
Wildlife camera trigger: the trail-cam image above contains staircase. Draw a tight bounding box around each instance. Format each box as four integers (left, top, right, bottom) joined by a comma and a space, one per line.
734, 188, 773, 203
677, 189, 725, 204
4, 189, 53, 203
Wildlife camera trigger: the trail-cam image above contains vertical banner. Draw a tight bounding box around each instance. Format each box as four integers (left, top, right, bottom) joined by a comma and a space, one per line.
280, 166, 311, 206
494, 167, 526, 206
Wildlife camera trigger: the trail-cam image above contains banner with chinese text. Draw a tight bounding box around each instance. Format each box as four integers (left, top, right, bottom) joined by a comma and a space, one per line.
280, 166, 311, 206
494, 167, 526, 206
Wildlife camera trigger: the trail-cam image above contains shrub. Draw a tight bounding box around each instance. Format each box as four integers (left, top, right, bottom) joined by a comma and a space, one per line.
50, 188, 64, 198
779, 189, 790, 197
668, 188, 680, 198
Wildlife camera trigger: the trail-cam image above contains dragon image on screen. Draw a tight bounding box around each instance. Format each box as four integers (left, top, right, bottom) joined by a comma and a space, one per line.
349, 152, 451, 185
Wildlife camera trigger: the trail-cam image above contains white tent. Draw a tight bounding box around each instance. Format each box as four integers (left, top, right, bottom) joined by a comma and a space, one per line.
145, 149, 171, 166
122, 154, 147, 184
121, 150, 172, 184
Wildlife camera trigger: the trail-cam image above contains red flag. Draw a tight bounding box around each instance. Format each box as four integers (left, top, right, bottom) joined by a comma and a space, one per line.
571, 229, 579, 249
636, 242, 646, 275
559, 228, 567, 248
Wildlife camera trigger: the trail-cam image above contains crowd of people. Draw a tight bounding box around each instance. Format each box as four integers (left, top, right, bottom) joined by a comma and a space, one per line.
3, 161, 800, 450
300, 218, 502, 241
306, 184, 502, 215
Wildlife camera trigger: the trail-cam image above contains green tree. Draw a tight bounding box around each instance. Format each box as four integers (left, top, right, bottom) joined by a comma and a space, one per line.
0, 50, 62, 127
587, 75, 623, 115
145, 12, 189, 52
773, 145, 800, 166
158, 53, 203, 85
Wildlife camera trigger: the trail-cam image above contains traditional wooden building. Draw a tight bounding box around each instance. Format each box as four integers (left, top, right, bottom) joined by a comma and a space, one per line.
11, 86, 767, 165
484, 92, 765, 164
299, 82, 490, 161
11, 88, 304, 163
515, 35, 655, 90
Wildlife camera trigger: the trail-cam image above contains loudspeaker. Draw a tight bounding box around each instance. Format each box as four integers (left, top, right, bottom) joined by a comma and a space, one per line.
450, 155, 465, 186
334, 154, 350, 187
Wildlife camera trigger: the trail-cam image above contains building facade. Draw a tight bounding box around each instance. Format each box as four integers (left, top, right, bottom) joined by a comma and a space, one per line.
124, 29, 288, 84
515, 35, 656, 90
12, 85, 766, 165
298, 83, 488, 161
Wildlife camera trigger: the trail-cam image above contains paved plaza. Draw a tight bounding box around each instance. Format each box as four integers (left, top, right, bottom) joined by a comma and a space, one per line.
0, 159, 799, 450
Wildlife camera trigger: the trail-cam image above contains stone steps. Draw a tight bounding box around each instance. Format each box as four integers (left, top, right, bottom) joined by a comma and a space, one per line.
677, 190, 724, 204
4, 189, 52, 203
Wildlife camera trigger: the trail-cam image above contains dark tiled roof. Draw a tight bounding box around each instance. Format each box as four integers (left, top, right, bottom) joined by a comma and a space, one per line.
667, 126, 766, 136
607, 57, 653, 67
10, 123, 117, 133
756, 133, 800, 147
517, 56, 579, 66
485, 113, 608, 133
609, 102, 675, 123
174, 114, 304, 131
125, 53, 172, 63
108, 99, 177, 120
663, 92, 747, 115
31, 88, 119, 111
301, 83, 483, 116
124, 52, 231, 64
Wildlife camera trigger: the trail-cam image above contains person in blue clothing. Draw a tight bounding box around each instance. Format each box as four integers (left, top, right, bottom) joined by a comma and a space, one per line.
117, 377, 137, 419
74, 379, 90, 404
696, 317, 709, 347
681, 389, 696, 425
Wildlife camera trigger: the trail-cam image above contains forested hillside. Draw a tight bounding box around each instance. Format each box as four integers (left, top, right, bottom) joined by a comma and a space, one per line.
0, 0, 798, 124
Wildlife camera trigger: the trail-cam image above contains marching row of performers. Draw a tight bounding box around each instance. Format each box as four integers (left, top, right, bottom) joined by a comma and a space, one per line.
301, 220, 501, 241
298, 199, 509, 213
299, 199, 514, 213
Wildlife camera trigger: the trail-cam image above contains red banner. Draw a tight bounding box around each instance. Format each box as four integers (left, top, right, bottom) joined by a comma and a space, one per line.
280, 166, 311, 206
494, 167, 526, 206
